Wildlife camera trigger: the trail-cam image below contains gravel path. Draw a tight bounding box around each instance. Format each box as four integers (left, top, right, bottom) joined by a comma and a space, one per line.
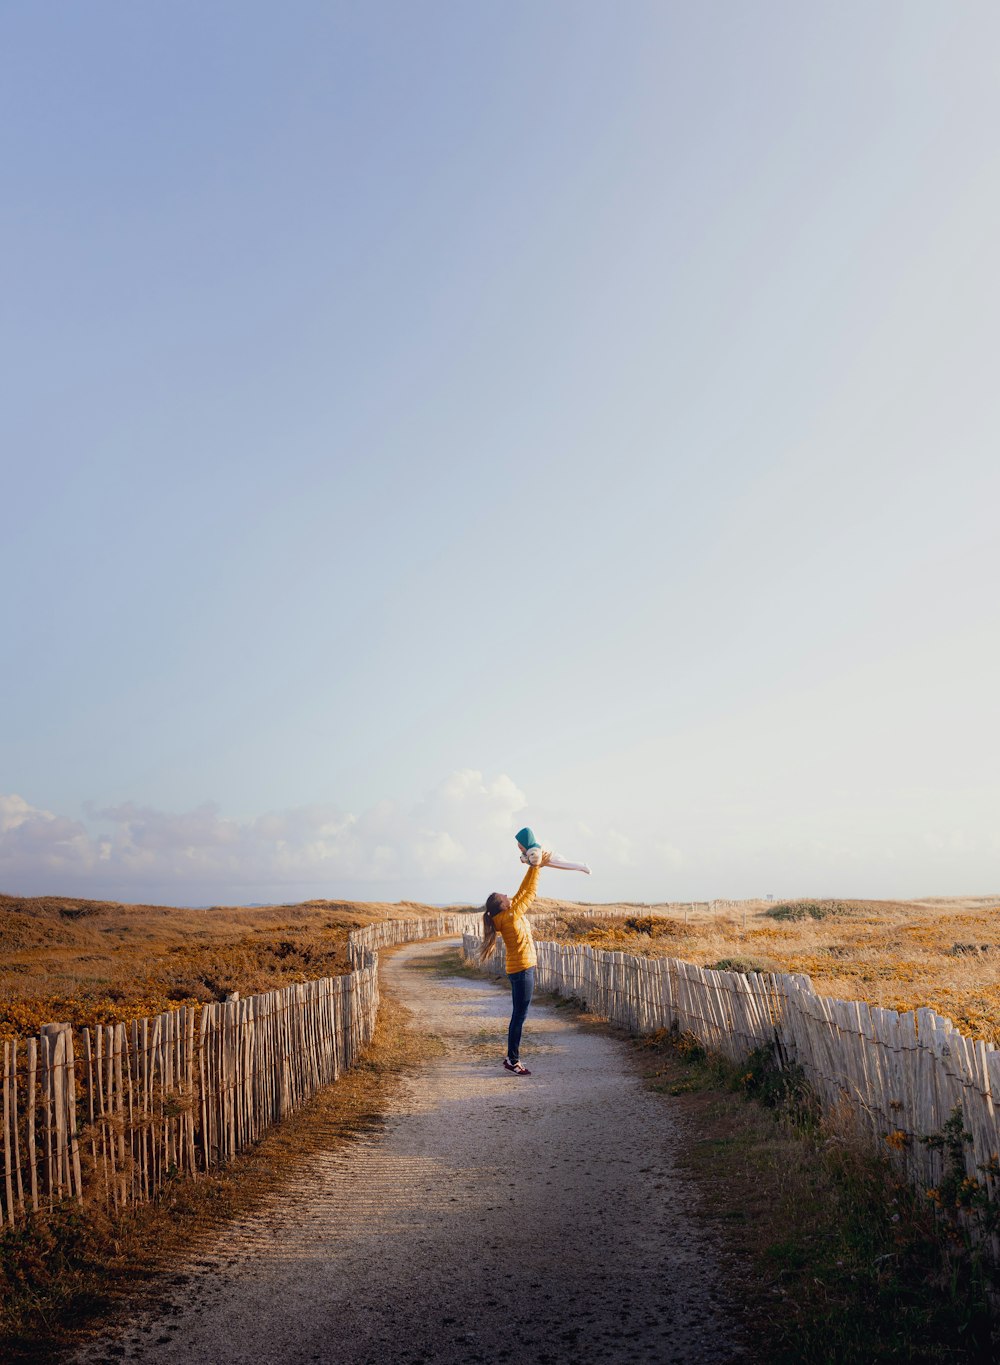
74, 941, 746, 1364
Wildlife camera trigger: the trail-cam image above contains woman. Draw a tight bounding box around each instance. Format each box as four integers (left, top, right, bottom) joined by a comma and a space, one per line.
480, 852, 550, 1075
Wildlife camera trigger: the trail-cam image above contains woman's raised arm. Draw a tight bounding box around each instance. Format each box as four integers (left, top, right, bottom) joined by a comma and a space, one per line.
510, 860, 542, 915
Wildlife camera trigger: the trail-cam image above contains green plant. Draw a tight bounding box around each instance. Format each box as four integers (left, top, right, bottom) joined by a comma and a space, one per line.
919, 1105, 1000, 1245
709, 955, 770, 974
738, 1043, 813, 1113
663, 1041, 998, 1359
764, 900, 830, 922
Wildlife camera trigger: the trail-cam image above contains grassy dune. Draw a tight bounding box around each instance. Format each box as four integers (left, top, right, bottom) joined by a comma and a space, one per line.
0, 893, 470, 1039
530, 894, 1000, 1042
4, 890, 1000, 1044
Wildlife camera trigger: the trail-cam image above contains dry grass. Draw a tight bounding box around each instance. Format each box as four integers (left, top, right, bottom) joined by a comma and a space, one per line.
12, 889, 999, 1046
0, 892, 471, 1039
639, 1037, 996, 1362
538, 895, 1000, 1043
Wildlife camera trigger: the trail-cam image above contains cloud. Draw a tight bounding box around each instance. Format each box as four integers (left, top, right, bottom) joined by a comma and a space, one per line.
1, 794, 53, 835
4, 782, 998, 904
0, 794, 96, 871
0, 770, 529, 901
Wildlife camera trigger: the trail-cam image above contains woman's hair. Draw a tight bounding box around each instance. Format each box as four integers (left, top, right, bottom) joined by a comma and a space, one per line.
480, 892, 505, 962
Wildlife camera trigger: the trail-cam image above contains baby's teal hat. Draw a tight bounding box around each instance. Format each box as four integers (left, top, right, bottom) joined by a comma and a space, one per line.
515, 826, 540, 849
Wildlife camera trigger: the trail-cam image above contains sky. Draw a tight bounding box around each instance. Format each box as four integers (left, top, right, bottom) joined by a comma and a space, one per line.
2, 2, 999, 907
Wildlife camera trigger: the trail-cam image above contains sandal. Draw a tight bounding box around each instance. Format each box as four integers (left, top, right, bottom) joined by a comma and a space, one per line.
503, 1057, 531, 1075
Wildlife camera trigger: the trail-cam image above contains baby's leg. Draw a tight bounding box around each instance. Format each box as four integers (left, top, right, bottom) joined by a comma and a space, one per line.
544, 854, 591, 874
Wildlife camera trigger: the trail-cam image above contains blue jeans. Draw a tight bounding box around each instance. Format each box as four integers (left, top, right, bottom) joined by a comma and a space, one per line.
507, 967, 535, 1063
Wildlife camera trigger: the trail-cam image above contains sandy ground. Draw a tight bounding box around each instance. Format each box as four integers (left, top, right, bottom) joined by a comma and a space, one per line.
73, 941, 746, 1365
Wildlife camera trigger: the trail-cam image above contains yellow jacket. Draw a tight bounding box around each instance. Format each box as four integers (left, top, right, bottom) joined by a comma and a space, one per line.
493, 863, 540, 974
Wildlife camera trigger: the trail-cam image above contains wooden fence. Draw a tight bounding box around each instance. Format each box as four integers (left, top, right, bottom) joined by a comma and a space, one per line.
344, 907, 652, 969
0, 941, 391, 1227
15, 902, 990, 1232
464, 932, 1000, 1205
347, 912, 479, 967
0, 910, 508, 1230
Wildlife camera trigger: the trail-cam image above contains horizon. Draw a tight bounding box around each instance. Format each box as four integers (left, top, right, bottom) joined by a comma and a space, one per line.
5, 887, 999, 916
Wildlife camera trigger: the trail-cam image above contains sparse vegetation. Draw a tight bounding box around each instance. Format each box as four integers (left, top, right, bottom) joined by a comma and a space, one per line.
536, 894, 1000, 1043
672, 1035, 998, 1360
708, 955, 771, 974
0, 892, 471, 1039
764, 899, 839, 921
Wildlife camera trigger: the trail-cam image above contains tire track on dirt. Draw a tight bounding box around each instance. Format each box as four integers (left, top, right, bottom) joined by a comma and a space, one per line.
73, 941, 746, 1364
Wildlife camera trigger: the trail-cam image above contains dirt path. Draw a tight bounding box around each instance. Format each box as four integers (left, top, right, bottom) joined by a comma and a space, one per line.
73, 941, 746, 1364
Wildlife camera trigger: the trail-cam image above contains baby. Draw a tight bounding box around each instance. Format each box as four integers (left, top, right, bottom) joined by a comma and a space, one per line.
515, 826, 591, 874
